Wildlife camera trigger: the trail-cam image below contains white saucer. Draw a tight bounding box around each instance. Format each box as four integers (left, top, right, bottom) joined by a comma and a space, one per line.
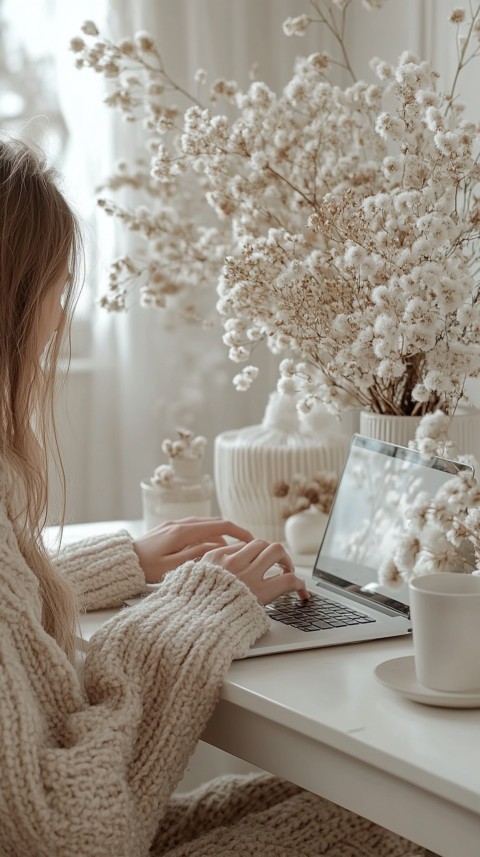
374, 656, 480, 708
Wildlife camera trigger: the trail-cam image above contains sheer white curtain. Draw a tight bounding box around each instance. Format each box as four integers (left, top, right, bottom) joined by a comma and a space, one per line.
51, 0, 478, 523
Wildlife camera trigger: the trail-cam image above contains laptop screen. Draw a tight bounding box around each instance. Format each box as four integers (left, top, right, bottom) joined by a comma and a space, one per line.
313, 434, 473, 615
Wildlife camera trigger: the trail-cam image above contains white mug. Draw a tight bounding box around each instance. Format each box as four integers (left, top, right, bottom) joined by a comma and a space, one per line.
409, 572, 480, 692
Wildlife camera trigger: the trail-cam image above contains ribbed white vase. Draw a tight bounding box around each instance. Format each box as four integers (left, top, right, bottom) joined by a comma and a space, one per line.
359, 408, 480, 462
214, 394, 352, 542
359, 412, 421, 449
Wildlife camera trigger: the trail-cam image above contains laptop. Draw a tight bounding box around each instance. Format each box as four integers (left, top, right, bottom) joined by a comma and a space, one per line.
245, 433, 473, 658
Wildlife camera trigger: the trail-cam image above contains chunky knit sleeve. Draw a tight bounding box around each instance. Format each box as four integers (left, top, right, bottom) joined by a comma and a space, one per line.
0, 516, 270, 857
53, 530, 147, 610
83, 561, 270, 847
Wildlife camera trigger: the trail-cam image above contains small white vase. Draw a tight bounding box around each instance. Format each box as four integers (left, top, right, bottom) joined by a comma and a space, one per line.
284, 507, 329, 556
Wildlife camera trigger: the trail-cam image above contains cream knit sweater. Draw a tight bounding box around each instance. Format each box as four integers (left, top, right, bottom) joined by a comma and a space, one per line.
0, 496, 429, 857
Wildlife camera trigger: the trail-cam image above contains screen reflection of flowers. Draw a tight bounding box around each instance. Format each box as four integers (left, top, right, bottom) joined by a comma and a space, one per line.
72, 3, 480, 417
384, 412, 480, 583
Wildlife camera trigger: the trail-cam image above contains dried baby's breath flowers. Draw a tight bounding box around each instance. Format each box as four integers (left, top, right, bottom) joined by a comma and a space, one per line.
161, 428, 207, 459
71, 20, 228, 325
73, 3, 480, 416
149, 428, 207, 487
151, 464, 175, 488
272, 471, 338, 519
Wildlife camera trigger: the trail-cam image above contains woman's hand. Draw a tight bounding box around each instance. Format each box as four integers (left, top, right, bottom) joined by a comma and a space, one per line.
133, 517, 254, 584
202, 539, 311, 606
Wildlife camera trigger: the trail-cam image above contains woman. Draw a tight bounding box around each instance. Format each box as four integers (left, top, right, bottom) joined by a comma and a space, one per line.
0, 139, 428, 857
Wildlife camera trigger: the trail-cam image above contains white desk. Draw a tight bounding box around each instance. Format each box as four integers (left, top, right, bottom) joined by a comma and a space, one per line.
54, 521, 480, 857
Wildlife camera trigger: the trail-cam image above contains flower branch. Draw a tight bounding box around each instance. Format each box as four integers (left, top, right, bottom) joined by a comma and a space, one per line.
72, 3, 480, 417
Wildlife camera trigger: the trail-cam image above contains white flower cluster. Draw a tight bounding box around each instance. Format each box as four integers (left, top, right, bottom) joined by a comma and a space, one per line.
214, 31, 480, 417
149, 428, 207, 488
382, 412, 480, 582
272, 470, 338, 518
161, 427, 207, 459
71, 21, 231, 324
409, 410, 457, 458
73, 4, 480, 415
151, 463, 175, 487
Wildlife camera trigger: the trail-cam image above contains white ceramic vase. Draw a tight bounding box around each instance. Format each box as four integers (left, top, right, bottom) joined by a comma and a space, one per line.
214, 393, 352, 542
284, 507, 329, 556
359, 407, 480, 462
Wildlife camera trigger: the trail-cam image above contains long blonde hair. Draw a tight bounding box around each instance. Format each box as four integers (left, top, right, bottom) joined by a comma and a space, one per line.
0, 139, 83, 661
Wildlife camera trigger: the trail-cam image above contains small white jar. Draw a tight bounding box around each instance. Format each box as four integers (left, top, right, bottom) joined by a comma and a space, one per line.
141, 455, 213, 530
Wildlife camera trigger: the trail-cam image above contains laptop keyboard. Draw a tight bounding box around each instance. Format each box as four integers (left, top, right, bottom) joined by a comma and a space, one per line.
267, 592, 376, 632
